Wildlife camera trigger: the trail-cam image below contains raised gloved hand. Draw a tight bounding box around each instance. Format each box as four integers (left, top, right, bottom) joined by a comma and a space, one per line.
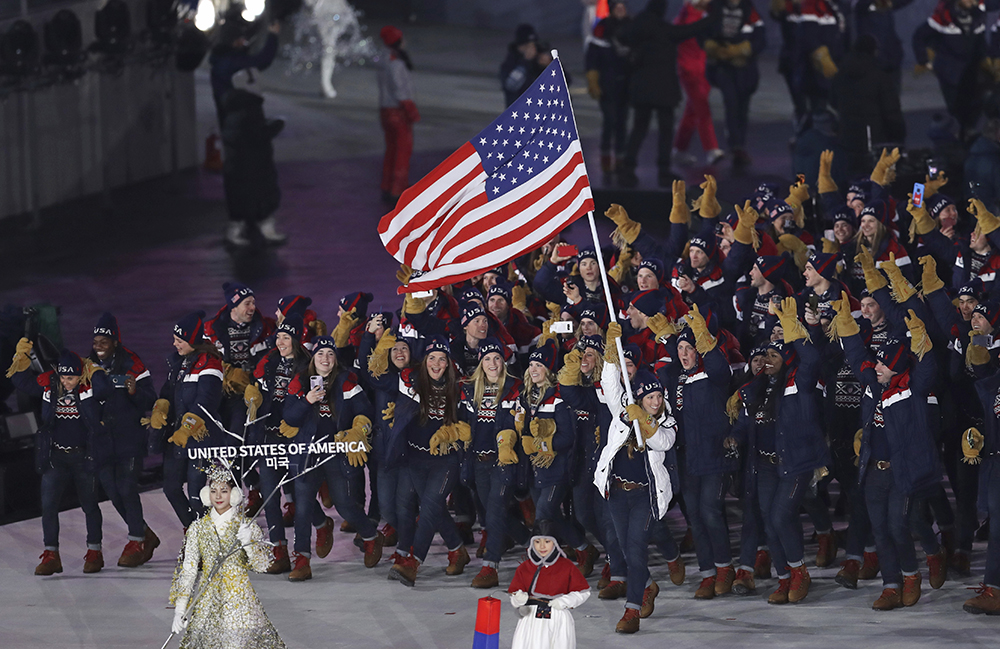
647, 313, 681, 341
906, 192, 936, 243
367, 331, 397, 379
511, 284, 529, 314
149, 398, 171, 429
818, 150, 838, 194
172, 598, 189, 635
604, 322, 622, 365
870, 147, 900, 187
605, 203, 641, 247
923, 171, 947, 198
608, 246, 633, 284
831, 291, 860, 339
222, 364, 251, 395
969, 198, 1000, 236
785, 176, 811, 212
402, 293, 427, 315
683, 303, 717, 354
733, 200, 759, 247
822, 238, 840, 254
335, 415, 373, 467
811, 45, 838, 78
332, 308, 359, 348
692, 175, 721, 220
856, 244, 888, 292
962, 427, 985, 464
669, 180, 689, 225
904, 309, 932, 360
236, 521, 255, 547
918, 255, 944, 295
244, 383, 263, 421
773, 296, 808, 344
5, 337, 33, 378
496, 429, 518, 465
396, 264, 413, 286
625, 403, 658, 439
279, 420, 299, 438
883, 252, 916, 303
967, 331, 991, 367
585, 69, 601, 99
558, 349, 582, 386
510, 590, 529, 608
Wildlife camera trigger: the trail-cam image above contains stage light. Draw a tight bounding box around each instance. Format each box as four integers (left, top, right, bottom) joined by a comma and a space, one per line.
43, 9, 84, 67
194, 0, 216, 32
0, 20, 40, 76
242, 0, 265, 22
93, 0, 131, 55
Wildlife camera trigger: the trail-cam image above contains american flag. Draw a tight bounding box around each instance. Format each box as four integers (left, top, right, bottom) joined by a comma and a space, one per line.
379, 57, 594, 294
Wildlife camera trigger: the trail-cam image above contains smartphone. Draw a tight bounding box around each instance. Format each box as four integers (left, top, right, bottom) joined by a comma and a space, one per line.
109, 374, 127, 388
412, 290, 434, 299
310, 375, 324, 392
927, 159, 939, 178
550, 321, 575, 334
972, 334, 993, 348
808, 294, 820, 313
556, 243, 579, 258
912, 182, 925, 209
968, 181, 982, 200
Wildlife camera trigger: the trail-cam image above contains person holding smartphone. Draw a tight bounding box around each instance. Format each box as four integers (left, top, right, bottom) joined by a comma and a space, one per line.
281, 336, 384, 581
88, 313, 160, 568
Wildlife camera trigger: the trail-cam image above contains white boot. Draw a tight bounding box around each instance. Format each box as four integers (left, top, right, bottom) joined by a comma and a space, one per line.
706, 148, 726, 165
226, 222, 250, 246
258, 217, 287, 244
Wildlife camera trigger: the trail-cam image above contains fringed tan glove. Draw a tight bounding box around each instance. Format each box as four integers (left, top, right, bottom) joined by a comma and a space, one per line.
496, 429, 518, 465
647, 313, 682, 341
969, 198, 1000, 236
856, 244, 888, 292
558, 349, 582, 386
669, 180, 689, 225
962, 427, 985, 464
870, 147, 900, 187
604, 322, 622, 365
332, 308, 359, 348
625, 403, 658, 439
919, 256, 944, 294
774, 296, 808, 344
882, 252, 916, 303
606, 203, 641, 247
335, 415, 372, 467
222, 364, 252, 395
5, 337, 33, 378
244, 383, 263, 422
906, 193, 936, 243
368, 332, 397, 379
818, 150, 838, 194
683, 303, 717, 354
904, 309, 932, 360
691, 175, 721, 220
831, 291, 860, 340
733, 200, 760, 248
279, 420, 299, 438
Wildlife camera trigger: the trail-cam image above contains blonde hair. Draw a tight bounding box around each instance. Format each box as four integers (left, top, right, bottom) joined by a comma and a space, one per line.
470, 359, 508, 410
523, 365, 555, 406
854, 215, 886, 255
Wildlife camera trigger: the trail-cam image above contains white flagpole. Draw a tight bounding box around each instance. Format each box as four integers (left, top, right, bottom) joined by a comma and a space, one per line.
552, 50, 645, 449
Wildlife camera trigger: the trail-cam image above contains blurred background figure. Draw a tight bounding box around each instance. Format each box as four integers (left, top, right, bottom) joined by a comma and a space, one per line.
378, 25, 420, 207
673, 0, 723, 168
586, 0, 633, 183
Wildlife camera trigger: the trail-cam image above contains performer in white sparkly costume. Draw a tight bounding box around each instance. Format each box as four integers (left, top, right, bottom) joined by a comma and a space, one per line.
169, 461, 285, 649
304, 0, 361, 98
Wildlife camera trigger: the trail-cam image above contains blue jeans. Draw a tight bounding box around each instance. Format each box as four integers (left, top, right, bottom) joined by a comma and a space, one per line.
41, 448, 102, 550
97, 456, 146, 540
609, 487, 654, 609
757, 464, 810, 578
738, 484, 766, 569
683, 471, 731, 574
259, 461, 293, 544
472, 460, 523, 566
984, 459, 1000, 587
864, 466, 918, 588
294, 457, 376, 555
397, 453, 463, 562
531, 482, 586, 550
162, 450, 205, 528
378, 464, 400, 529
910, 484, 948, 556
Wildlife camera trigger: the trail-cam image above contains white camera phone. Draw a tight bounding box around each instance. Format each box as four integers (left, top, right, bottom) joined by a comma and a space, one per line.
550, 321, 574, 335
310, 375, 324, 392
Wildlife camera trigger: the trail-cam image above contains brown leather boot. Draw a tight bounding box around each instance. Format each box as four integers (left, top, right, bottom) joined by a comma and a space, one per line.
388, 553, 419, 587
859, 551, 880, 580
835, 559, 860, 589
639, 580, 659, 618
733, 568, 755, 595
615, 608, 640, 634
445, 545, 470, 575
471, 566, 499, 588
902, 572, 922, 606
599, 580, 627, 600
267, 544, 291, 574
694, 576, 716, 599
288, 552, 312, 581
315, 517, 334, 559
963, 585, 1000, 614
35, 550, 62, 576
140, 527, 160, 564
597, 562, 612, 590
282, 502, 296, 527
815, 533, 837, 568
667, 556, 686, 586
319, 481, 333, 509
380, 523, 398, 547
872, 587, 902, 610
754, 549, 772, 579
714, 565, 735, 595
117, 541, 145, 568
576, 544, 599, 578
926, 549, 947, 589
788, 565, 811, 603
768, 578, 790, 604
363, 532, 385, 568
83, 549, 104, 574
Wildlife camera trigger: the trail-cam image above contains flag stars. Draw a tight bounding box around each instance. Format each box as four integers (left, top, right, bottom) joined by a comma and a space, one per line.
517, 164, 524, 171
514, 140, 521, 148
492, 186, 500, 194
502, 139, 509, 146
511, 111, 519, 119
499, 173, 506, 181
511, 177, 518, 185
527, 167, 534, 174
496, 124, 503, 132
543, 156, 549, 163
480, 138, 487, 145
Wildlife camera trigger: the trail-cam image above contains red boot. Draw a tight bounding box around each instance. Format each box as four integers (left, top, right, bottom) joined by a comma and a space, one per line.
380, 523, 398, 547
35, 550, 62, 576
117, 541, 145, 568
83, 549, 104, 574
597, 562, 611, 590
282, 502, 296, 527
316, 517, 334, 559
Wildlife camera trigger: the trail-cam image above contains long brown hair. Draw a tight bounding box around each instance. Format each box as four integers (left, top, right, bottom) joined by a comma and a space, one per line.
416, 356, 459, 425
298, 353, 340, 417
